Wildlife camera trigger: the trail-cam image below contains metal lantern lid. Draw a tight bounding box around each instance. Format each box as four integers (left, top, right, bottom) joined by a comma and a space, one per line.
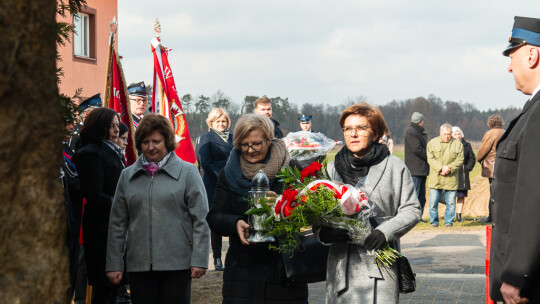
251, 169, 269, 191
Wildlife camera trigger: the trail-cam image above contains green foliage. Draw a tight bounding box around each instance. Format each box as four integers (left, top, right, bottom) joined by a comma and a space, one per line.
268, 187, 341, 255
56, 0, 87, 127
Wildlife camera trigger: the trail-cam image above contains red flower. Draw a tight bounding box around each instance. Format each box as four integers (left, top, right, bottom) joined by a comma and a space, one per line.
300, 161, 323, 182
275, 199, 283, 215
284, 203, 293, 217
282, 187, 298, 203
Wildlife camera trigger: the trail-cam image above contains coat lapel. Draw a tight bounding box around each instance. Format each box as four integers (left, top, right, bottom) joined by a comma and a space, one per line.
498, 92, 540, 148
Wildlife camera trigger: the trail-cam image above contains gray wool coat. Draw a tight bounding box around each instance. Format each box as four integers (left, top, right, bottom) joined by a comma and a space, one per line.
323, 155, 421, 304
106, 153, 210, 272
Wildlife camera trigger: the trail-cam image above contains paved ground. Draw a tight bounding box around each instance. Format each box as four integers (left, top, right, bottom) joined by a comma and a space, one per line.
306, 230, 489, 303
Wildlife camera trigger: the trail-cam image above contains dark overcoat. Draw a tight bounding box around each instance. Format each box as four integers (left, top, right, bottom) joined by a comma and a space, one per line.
404, 122, 429, 176
73, 140, 125, 286
196, 129, 233, 203
271, 118, 284, 139
206, 171, 308, 304
457, 139, 475, 191
489, 92, 540, 301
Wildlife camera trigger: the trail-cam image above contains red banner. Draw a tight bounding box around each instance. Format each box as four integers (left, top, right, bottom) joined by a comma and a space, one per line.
151, 38, 196, 163
108, 49, 137, 165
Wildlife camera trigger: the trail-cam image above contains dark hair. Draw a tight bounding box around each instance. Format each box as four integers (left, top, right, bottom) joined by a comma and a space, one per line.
134, 114, 176, 153
487, 114, 504, 129
339, 103, 388, 141
79, 108, 118, 144
118, 122, 129, 137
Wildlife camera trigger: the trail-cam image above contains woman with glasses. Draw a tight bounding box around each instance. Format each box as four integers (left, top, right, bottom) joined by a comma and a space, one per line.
196, 108, 234, 271
206, 114, 309, 304
316, 103, 421, 303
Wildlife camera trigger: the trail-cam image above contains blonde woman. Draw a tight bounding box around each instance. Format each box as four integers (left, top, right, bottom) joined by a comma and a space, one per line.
196, 108, 234, 271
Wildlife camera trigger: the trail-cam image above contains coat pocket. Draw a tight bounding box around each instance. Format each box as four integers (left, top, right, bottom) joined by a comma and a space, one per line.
498, 139, 518, 160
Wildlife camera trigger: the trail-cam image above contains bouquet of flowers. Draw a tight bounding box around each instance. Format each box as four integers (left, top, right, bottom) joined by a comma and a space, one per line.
282, 131, 337, 160
246, 160, 401, 267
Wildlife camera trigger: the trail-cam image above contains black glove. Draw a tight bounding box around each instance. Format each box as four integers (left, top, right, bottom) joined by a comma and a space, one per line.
364, 229, 386, 250
317, 225, 350, 244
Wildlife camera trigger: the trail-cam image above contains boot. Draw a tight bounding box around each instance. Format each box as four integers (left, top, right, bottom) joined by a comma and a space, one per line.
214, 258, 224, 271
456, 213, 463, 222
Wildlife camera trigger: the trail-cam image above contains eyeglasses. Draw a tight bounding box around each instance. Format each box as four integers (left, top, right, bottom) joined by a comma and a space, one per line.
238, 141, 265, 152
342, 125, 371, 135
130, 98, 147, 104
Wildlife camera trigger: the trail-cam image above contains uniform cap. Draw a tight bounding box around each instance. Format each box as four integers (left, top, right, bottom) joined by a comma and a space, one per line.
503, 16, 540, 56
128, 81, 147, 97
79, 93, 102, 112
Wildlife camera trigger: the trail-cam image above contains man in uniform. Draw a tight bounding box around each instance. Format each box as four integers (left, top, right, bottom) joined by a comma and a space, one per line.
70, 93, 102, 151
253, 96, 283, 138
489, 16, 540, 303
128, 81, 148, 129
298, 114, 313, 132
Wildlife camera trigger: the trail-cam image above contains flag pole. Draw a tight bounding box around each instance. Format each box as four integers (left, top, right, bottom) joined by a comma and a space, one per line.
103, 16, 118, 108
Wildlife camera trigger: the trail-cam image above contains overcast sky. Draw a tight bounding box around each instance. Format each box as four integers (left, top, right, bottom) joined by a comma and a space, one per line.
117, 0, 540, 111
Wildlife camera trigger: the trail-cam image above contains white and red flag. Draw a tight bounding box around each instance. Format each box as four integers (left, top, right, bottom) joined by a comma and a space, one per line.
107, 49, 137, 165
151, 37, 196, 163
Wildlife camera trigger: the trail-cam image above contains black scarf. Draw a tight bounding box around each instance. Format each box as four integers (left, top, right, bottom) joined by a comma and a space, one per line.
334, 143, 389, 185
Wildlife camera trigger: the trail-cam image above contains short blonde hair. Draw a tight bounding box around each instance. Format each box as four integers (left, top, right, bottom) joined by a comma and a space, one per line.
233, 114, 274, 147
205, 108, 231, 129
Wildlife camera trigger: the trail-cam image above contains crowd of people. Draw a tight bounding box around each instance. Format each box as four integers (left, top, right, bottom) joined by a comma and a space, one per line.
59, 15, 540, 304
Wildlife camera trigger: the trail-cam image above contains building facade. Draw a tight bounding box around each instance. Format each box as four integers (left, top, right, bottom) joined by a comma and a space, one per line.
57, 0, 118, 102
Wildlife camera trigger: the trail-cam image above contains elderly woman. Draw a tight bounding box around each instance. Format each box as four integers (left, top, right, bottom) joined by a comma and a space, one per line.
196, 108, 234, 271
72, 108, 125, 304
206, 114, 308, 304
106, 114, 210, 304
317, 103, 421, 303
451, 126, 476, 222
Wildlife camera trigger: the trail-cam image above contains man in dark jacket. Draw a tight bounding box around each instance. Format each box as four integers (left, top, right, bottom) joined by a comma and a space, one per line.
253, 96, 284, 139
489, 16, 540, 303
404, 112, 429, 215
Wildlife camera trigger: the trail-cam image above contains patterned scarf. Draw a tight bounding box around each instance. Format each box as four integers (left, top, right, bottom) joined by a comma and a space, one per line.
224, 139, 290, 197
103, 140, 126, 167
141, 152, 173, 177
212, 128, 230, 142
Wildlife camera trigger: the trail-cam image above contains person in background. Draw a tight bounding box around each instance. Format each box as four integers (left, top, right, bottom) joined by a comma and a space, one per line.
196, 108, 234, 271
115, 122, 129, 153
379, 131, 394, 154
71, 93, 103, 152
107, 114, 209, 304
127, 82, 147, 129
206, 114, 308, 304
253, 96, 284, 139
451, 126, 475, 222
404, 112, 429, 217
426, 123, 464, 227
489, 16, 540, 303
72, 108, 126, 304
316, 103, 421, 303
475, 114, 504, 223
298, 114, 314, 132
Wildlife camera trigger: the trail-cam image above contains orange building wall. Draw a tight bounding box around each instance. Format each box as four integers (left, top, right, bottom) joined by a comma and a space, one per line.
57, 0, 118, 102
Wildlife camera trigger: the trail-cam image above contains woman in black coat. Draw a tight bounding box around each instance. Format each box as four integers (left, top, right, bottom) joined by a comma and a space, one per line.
196, 108, 234, 271
206, 114, 308, 304
73, 108, 125, 303
452, 126, 475, 222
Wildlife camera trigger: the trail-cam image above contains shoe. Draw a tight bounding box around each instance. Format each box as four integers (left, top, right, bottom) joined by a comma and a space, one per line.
445, 224, 453, 227
456, 213, 463, 222
420, 219, 427, 223
214, 258, 224, 271
430, 224, 438, 227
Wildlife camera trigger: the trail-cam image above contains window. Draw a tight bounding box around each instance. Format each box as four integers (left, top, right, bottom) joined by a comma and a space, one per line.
73, 13, 90, 58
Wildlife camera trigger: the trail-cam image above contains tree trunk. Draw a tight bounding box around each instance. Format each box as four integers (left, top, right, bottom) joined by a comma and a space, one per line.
0, 1, 70, 303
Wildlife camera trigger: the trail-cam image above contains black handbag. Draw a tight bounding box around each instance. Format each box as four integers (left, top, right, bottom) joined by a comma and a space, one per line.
280, 230, 329, 284
396, 255, 416, 293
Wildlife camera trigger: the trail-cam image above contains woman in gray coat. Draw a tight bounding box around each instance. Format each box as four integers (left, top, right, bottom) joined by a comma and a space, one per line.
106, 114, 210, 304
317, 103, 421, 304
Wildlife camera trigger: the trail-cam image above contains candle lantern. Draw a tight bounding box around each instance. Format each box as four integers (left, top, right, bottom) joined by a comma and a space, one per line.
247, 169, 275, 243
